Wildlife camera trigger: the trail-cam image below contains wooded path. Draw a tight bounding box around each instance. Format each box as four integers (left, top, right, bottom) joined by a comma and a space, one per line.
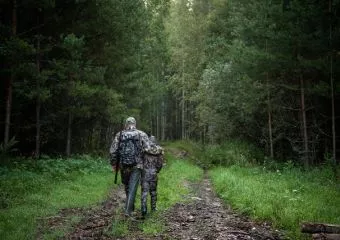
38, 174, 285, 240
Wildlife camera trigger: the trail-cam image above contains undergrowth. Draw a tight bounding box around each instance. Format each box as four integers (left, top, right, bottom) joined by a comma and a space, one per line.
198, 140, 264, 169
208, 151, 340, 239
0, 156, 114, 240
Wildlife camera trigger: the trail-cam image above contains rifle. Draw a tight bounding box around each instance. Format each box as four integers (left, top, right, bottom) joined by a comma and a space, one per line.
114, 159, 119, 184
114, 130, 123, 184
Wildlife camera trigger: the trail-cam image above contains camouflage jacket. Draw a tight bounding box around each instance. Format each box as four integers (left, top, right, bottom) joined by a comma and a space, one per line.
143, 144, 164, 173
109, 126, 149, 168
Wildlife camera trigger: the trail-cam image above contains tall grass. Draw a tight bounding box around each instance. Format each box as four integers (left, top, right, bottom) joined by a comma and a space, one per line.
0, 157, 114, 240
192, 140, 264, 169
210, 165, 340, 239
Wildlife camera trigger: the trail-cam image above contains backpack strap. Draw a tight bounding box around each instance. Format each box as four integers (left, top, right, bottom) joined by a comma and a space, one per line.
132, 131, 141, 156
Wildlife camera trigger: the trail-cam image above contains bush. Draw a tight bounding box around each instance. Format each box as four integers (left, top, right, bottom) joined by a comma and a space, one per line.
198, 140, 264, 169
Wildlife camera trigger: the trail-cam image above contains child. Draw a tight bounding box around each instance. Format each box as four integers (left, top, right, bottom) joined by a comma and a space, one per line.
141, 136, 164, 217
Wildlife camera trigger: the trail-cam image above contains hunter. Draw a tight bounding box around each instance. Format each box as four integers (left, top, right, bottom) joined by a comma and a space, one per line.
110, 117, 149, 217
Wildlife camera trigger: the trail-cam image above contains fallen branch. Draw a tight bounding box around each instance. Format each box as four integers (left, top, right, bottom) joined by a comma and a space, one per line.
312, 233, 340, 240
301, 222, 340, 234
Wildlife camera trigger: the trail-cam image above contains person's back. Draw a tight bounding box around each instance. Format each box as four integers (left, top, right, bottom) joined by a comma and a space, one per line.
141, 136, 164, 217
110, 117, 149, 217
119, 127, 144, 167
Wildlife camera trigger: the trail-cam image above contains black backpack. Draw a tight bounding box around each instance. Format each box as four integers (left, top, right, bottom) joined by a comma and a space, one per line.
118, 130, 141, 166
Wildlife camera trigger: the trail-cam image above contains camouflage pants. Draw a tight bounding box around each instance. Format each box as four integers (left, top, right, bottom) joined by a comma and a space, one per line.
141, 170, 158, 214
120, 165, 141, 216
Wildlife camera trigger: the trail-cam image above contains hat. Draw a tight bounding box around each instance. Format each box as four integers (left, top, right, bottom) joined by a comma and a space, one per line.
125, 117, 136, 125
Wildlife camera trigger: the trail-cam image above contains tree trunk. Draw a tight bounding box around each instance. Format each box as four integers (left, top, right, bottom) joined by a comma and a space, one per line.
4, 77, 13, 146
329, 0, 336, 166
300, 74, 309, 167
150, 103, 154, 136
181, 58, 185, 140
161, 101, 166, 141
4, 0, 17, 145
175, 99, 178, 139
66, 112, 72, 157
265, 39, 274, 158
267, 73, 274, 158
156, 106, 160, 138
35, 11, 41, 159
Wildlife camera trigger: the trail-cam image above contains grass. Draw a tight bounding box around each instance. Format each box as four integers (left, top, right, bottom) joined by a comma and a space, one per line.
139, 217, 164, 235
197, 140, 264, 168
0, 145, 203, 239
0, 157, 115, 240
163, 140, 201, 156
209, 165, 340, 239
108, 219, 129, 237
156, 153, 203, 208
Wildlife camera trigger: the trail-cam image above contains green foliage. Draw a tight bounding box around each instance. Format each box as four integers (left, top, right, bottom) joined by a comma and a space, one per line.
210, 165, 340, 239
0, 137, 18, 156
163, 140, 201, 155
0, 157, 114, 240
0, 0, 167, 156
198, 140, 264, 169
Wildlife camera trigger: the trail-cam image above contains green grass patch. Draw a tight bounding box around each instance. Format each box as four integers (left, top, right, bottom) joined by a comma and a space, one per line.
107, 219, 129, 237
152, 152, 203, 211
163, 140, 201, 157
139, 216, 164, 235
199, 140, 264, 169
209, 165, 340, 239
0, 157, 114, 240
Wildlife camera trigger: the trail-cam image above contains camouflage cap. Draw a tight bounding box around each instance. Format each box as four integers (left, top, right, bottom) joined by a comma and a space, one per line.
125, 117, 136, 125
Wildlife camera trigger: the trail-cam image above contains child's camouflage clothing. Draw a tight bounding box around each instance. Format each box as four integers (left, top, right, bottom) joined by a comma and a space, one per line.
141, 144, 164, 215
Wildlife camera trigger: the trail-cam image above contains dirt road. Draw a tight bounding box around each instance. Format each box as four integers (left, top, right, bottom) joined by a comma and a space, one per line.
39, 174, 285, 240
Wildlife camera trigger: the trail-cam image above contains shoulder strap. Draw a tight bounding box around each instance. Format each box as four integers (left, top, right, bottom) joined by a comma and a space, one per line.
117, 130, 123, 151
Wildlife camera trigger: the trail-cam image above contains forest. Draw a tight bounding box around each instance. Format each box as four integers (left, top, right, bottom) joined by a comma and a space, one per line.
0, 0, 340, 239
1, 0, 339, 166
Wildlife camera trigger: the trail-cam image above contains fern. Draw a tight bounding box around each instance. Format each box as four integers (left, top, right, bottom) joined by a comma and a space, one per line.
0, 136, 18, 154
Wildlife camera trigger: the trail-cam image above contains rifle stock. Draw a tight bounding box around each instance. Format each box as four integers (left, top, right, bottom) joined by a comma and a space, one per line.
114, 159, 119, 184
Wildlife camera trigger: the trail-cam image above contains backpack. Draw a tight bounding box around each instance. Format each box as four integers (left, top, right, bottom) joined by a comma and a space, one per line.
118, 130, 141, 166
